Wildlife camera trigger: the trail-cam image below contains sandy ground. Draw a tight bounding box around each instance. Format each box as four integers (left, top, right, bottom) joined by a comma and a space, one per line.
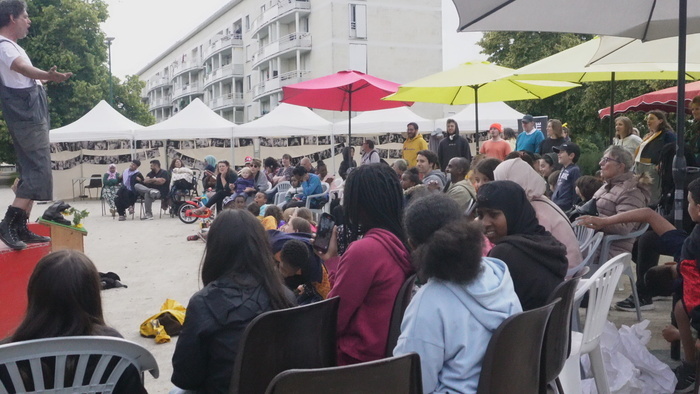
4, 185, 681, 393
13, 188, 205, 393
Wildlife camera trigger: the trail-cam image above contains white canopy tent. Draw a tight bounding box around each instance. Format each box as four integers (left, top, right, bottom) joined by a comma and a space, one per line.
235, 103, 333, 137
50, 100, 143, 142
332, 106, 433, 135
436, 101, 524, 133
134, 98, 236, 140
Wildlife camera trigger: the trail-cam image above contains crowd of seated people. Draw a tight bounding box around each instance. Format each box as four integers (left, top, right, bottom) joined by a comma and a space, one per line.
13, 107, 700, 393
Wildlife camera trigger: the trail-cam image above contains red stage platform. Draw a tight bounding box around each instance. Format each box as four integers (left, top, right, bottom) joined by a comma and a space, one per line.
0, 223, 51, 339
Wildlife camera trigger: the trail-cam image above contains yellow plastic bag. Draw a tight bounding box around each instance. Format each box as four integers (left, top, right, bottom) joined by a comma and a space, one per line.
140, 299, 186, 344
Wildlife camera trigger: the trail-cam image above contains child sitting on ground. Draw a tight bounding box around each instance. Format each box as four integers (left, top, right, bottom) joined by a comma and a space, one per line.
262, 205, 283, 230
284, 217, 312, 234
223, 194, 247, 210
253, 192, 270, 216
278, 239, 326, 305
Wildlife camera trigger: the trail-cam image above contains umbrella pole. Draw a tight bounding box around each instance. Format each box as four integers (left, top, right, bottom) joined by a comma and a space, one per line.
609, 72, 616, 144
673, 0, 688, 229
347, 92, 352, 170
474, 86, 480, 149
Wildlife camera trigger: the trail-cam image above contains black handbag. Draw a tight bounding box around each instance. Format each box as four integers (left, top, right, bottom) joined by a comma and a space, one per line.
567, 198, 598, 222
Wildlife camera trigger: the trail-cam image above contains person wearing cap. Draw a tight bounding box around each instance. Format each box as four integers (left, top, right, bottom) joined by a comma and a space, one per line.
437, 119, 471, 172
403, 122, 428, 167
479, 123, 511, 160
551, 142, 581, 211
539, 119, 567, 154
515, 115, 544, 154
244, 156, 253, 167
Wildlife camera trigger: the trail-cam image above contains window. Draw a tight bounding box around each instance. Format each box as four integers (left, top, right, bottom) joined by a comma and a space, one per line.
245, 15, 250, 31
246, 75, 251, 92
349, 4, 367, 39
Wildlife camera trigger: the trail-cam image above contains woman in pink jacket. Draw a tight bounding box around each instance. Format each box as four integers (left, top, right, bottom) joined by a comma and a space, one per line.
319, 164, 414, 365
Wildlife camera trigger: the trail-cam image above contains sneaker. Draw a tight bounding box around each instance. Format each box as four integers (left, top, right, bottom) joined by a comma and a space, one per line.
150, 190, 160, 199
141, 213, 154, 221
615, 295, 655, 312
118, 215, 126, 221
128, 206, 134, 215
674, 362, 696, 393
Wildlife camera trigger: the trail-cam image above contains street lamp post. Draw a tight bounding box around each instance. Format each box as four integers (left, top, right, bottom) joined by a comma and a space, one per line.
105, 37, 115, 106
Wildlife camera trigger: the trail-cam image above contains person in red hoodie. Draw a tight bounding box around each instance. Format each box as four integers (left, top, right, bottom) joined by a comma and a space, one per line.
319, 163, 414, 365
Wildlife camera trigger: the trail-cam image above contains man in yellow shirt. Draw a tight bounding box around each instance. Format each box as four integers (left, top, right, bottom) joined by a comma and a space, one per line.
403, 122, 428, 167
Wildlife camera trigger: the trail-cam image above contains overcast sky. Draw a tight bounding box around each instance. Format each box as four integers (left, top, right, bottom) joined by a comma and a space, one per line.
100, 0, 487, 79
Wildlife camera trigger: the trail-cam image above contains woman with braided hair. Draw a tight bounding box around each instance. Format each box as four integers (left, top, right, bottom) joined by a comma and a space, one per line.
318, 163, 414, 365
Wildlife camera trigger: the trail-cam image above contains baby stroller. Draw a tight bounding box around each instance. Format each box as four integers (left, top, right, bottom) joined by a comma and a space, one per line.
169, 169, 201, 218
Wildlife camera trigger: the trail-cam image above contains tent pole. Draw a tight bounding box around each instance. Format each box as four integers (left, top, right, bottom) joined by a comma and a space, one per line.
673, 0, 688, 229
474, 86, 480, 149
330, 131, 336, 176
230, 136, 236, 166
609, 72, 616, 144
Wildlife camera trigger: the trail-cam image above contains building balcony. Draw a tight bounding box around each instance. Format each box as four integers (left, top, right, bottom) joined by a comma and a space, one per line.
147, 76, 171, 93
251, 32, 311, 68
202, 64, 245, 88
171, 59, 204, 79
209, 92, 245, 111
253, 69, 309, 100
149, 96, 172, 110
203, 33, 243, 61
172, 83, 202, 101
251, 0, 310, 37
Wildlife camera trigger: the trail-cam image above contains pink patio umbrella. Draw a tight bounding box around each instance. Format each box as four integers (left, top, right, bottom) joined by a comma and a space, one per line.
598, 81, 700, 118
281, 70, 413, 143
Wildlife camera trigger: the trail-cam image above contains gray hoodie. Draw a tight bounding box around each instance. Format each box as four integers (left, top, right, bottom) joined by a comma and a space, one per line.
422, 169, 447, 190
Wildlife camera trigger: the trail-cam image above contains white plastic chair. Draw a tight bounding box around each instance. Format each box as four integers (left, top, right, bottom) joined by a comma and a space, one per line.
305, 182, 330, 220
567, 232, 604, 278
559, 253, 629, 394
572, 224, 595, 252
273, 181, 293, 206
0, 336, 159, 393
595, 223, 649, 321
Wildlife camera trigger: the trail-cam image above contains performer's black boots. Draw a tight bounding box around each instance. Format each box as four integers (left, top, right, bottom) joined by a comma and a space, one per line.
0, 206, 27, 250
16, 210, 50, 244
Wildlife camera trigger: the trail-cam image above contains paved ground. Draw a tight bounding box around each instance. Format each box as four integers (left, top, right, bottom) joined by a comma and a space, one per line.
5, 187, 682, 393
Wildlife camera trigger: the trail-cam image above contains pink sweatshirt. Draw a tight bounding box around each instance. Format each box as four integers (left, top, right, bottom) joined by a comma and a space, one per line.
327, 228, 413, 365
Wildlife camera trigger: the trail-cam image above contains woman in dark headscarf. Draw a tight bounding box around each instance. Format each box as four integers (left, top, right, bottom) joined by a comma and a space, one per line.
476, 180, 567, 310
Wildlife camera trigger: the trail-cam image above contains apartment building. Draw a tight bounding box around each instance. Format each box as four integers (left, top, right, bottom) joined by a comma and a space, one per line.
138, 0, 443, 124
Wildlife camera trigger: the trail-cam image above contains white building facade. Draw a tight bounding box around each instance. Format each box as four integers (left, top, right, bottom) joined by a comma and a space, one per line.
138, 0, 443, 124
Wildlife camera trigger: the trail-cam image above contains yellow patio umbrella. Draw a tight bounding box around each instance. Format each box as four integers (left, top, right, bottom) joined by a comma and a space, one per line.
508, 36, 700, 139
384, 61, 579, 146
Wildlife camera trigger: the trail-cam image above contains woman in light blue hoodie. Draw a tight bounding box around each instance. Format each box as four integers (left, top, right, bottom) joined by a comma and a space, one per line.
395, 194, 522, 394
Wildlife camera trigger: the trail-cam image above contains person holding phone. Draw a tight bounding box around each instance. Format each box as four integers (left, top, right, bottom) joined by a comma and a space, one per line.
316, 164, 414, 365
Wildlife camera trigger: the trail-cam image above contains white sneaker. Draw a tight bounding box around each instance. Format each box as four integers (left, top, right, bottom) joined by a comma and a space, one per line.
150, 190, 160, 199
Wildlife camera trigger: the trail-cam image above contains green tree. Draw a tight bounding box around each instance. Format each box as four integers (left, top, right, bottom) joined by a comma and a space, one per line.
477, 32, 676, 174
113, 75, 155, 126
0, 0, 154, 164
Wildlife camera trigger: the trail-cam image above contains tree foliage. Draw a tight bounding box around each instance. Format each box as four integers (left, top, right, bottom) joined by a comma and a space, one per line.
0, 0, 153, 163
477, 32, 676, 173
